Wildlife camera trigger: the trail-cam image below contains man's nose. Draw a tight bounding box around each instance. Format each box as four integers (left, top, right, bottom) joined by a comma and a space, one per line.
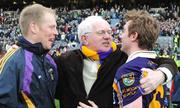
54, 28, 58, 35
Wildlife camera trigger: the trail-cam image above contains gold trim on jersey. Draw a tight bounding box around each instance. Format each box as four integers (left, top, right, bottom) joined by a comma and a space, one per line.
21, 91, 35, 108
149, 85, 164, 108
0, 47, 19, 73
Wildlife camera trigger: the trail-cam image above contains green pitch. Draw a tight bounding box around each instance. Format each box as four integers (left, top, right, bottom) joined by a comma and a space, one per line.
55, 99, 60, 108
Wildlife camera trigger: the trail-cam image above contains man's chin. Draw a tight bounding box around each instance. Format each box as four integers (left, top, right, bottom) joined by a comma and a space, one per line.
45, 46, 52, 50
120, 47, 124, 51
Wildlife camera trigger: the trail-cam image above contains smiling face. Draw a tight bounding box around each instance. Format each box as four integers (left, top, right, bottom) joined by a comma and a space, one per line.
84, 20, 113, 52
36, 12, 58, 50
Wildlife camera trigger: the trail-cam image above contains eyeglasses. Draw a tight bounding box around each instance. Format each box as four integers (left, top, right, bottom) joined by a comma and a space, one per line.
85, 30, 113, 36
95, 30, 113, 35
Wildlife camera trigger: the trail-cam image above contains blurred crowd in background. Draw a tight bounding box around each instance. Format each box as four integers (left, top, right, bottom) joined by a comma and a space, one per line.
0, 2, 180, 58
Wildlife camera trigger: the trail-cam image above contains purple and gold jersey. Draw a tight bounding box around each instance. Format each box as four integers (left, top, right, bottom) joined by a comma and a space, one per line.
113, 57, 168, 108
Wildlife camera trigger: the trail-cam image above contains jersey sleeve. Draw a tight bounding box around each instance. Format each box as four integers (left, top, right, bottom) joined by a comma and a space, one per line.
116, 65, 143, 106
0, 56, 19, 107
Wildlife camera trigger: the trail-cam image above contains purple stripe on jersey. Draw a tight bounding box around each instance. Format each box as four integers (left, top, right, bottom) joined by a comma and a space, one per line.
23, 50, 33, 94
46, 54, 57, 69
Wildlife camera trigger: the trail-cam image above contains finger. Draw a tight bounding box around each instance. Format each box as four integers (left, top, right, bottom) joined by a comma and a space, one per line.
143, 86, 155, 95
79, 102, 91, 108
88, 100, 98, 108
140, 79, 157, 93
140, 77, 148, 84
139, 86, 150, 95
77, 106, 82, 108
140, 80, 151, 90
141, 81, 156, 93
12, 44, 18, 49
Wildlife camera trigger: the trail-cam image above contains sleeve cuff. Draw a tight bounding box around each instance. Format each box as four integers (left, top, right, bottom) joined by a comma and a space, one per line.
157, 67, 172, 84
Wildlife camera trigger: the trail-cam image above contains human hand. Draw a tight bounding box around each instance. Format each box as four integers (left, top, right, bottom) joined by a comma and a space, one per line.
140, 68, 165, 95
77, 100, 98, 108
11, 44, 19, 49
6, 44, 19, 53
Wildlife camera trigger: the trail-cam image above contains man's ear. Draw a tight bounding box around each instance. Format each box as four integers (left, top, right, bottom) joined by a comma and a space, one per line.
29, 21, 38, 34
81, 35, 88, 45
130, 32, 138, 41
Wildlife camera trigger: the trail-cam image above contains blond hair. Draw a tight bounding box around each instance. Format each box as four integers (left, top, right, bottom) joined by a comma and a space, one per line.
125, 10, 160, 50
19, 4, 56, 36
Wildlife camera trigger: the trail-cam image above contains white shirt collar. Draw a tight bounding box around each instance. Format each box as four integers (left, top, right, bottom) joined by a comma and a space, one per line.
126, 51, 157, 63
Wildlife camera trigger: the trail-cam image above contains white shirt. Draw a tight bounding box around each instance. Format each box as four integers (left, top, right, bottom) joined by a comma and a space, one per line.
83, 58, 100, 95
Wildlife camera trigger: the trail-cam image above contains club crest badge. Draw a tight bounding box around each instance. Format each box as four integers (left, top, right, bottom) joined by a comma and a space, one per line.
122, 72, 135, 86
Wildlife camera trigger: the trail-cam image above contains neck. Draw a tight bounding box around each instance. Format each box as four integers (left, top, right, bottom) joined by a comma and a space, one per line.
126, 46, 148, 56
24, 34, 39, 44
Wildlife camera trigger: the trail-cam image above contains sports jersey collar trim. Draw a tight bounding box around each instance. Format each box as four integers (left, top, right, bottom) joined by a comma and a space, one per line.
126, 51, 157, 63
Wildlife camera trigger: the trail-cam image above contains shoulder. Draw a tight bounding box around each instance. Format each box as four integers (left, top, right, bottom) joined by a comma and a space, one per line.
53, 49, 83, 64
114, 45, 127, 57
115, 57, 150, 79
0, 47, 21, 63
0, 47, 22, 73
61, 49, 82, 59
110, 45, 128, 63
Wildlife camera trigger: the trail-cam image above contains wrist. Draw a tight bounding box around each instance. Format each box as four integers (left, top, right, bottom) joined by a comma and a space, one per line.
157, 69, 167, 83
157, 67, 173, 84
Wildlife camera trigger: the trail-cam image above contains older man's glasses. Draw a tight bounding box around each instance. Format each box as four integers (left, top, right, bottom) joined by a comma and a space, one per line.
95, 30, 113, 35
85, 30, 113, 36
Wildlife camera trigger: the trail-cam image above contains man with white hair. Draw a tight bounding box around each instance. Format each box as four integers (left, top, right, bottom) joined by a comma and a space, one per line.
54, 16, 178, 108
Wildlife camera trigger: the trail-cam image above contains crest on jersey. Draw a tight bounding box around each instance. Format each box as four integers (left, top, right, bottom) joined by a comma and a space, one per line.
122, 72, 135, 86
